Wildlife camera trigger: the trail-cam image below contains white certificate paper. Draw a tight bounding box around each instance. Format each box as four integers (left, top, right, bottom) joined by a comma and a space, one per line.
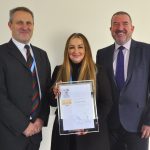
57, 80, 99, 135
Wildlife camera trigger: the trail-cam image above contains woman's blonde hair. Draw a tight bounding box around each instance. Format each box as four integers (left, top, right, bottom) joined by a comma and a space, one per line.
56, 33, 96, 86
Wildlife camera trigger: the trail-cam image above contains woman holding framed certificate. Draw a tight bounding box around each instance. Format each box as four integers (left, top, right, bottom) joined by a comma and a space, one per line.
49, 33, 112, 150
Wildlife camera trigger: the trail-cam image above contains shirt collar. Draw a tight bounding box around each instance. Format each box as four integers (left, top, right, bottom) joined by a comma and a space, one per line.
12, 38, 31, 52
115, 39, 131, 51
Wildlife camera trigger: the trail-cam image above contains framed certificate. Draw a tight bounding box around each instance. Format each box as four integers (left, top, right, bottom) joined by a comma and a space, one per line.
57, 80, 99, 135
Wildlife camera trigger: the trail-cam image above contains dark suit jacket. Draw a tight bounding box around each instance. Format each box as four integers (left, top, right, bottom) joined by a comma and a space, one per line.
96, 39, 150, 132
0, 40, 51, 150
50, 65, 112, 150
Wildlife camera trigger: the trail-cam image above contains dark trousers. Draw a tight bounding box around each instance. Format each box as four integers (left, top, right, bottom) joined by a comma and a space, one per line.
109, 125, 149, 150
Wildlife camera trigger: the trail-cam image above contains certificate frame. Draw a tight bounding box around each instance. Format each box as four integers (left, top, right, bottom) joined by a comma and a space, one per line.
57, 80, 99, 135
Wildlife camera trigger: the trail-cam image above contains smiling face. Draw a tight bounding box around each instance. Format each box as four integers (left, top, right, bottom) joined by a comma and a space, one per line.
68, 37, 85, 64
8, 10, 34, 44
110, 14, 134, 45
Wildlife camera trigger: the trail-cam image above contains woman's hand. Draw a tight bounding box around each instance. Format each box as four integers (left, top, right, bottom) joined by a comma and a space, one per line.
53, 81, 62, 99
75, 129, 88, 136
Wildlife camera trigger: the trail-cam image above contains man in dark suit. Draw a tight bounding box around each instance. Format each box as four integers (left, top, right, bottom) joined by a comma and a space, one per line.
96, 11, 150, 150
0, 7, 51, 150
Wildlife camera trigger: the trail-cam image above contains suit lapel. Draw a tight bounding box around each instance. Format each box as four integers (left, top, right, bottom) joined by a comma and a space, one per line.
28, 45, 43, 94
32, 46, 46, 95
107, 44, 118, 86
7, 40, 28, 69
31, 45, 42, 74
125, 40, 137, 85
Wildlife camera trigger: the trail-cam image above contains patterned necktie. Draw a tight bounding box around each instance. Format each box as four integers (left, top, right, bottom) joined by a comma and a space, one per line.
25, 45, 40, 119
115, 46, 125, 91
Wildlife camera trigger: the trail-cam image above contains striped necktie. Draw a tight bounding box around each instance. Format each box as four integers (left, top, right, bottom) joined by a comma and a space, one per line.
25, 45, 40, 119
115, 46, 125, 91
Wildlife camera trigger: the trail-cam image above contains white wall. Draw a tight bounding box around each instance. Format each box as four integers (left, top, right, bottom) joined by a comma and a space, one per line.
1, 0, 150, 149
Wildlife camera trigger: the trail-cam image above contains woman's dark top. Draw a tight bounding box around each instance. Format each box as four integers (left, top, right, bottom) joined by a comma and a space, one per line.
70, 61, 82, 81
49, 63, 112, 150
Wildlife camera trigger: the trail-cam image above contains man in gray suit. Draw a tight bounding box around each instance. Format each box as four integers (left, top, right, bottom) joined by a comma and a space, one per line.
96, 11, 150, 150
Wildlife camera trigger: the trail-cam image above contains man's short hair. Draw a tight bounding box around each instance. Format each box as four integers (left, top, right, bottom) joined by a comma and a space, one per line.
9, 6, 34, 23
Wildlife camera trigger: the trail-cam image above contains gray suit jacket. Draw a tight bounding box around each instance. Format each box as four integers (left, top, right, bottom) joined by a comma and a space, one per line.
96, 39, 150, 132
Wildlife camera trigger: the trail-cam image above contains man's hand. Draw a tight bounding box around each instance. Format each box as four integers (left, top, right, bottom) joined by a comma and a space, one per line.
33, 118, 44, 134
23, 118, 44, 137
141, 125, 150, 138
23, 122, 36, 137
